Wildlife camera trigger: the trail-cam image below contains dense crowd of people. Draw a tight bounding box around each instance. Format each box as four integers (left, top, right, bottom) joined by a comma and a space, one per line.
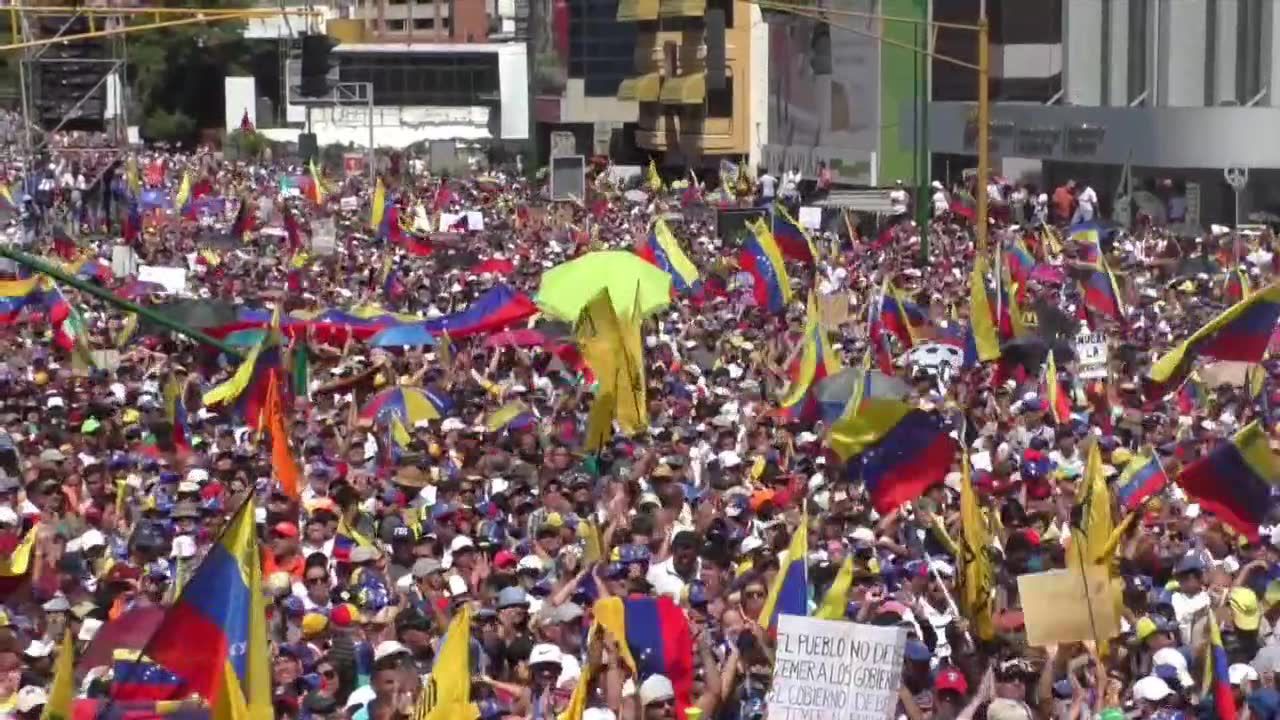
0, 134, 1275, 720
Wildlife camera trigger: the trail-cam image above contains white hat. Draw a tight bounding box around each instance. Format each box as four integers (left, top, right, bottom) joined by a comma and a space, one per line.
78, 528, 106, 550
450, 535, 475, 553
1151, 647, 1191, 687
740, 536, 764, 554
0, 506, 19, 527
441, 418, 466, 432
717, 450, 742, 468
638, 674, 675, 706
528, 643, 563, 668
16, 686, 47, 713
517, 555, 544, 572
1132, 675, 1174, 702
186, 468, 209, 484
1229, 663, 1260, 686
374, 640, 411, 661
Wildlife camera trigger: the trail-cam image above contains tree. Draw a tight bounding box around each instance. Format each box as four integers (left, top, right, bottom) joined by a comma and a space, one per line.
125, 0, 254, 144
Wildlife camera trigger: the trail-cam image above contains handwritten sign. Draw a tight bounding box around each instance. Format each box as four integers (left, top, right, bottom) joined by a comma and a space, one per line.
1018, 566, 1122, 647
1075, 331, 1108, 379
768, 616, 906, 720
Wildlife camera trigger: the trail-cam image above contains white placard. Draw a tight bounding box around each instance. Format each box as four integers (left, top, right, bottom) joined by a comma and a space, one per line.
798, 206, 823, 230
311, 218, 337, 256
137, 265, 188, 295
1075, 331, 1109, 379
768, 616, 906, 720
340, 196, 359, 213
465, 211, 485, 231
439, 212, 463, 232
111, 244, 138, 278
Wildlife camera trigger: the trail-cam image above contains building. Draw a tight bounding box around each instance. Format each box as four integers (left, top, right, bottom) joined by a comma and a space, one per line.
256, 0, 529, 150
760, 0, 929, 187
528, 0, 643, 161
927, 0, 1280, 225
614, 0, 767, 168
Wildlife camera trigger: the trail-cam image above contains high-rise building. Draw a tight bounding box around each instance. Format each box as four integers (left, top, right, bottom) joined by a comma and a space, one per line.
928, 0, 1280, 224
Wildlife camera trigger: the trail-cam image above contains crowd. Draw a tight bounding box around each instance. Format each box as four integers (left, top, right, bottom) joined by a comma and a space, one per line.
0, 133, 1277, 720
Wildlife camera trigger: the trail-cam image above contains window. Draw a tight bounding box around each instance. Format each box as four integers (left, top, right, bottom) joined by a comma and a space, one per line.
414, 17, 434, 29
566, 0, 638, 96
386, 19, 407, 31
1127, 0, 1148, 103
706, 76, 732, 118
338, 52, 501, 106
1237, 0, 1263, 102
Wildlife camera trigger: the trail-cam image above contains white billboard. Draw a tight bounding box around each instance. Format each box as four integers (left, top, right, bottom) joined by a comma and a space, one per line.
224, 76, 257, 132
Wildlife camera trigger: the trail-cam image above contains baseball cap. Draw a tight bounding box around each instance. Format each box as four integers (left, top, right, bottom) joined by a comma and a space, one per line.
1229, 587, 1261, 631
412, 558, 442, 579
16, 686, 47, 713
373, 640, 411, 661
638, 675, 675, 706
935, 667, 969, 695
528, 643, 562, 668
1133, 675, 1174, 702
497, 586, 529, 609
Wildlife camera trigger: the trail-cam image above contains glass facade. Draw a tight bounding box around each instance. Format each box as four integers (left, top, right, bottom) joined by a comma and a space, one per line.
337, 53, 500, 106
567, 0, 637, 97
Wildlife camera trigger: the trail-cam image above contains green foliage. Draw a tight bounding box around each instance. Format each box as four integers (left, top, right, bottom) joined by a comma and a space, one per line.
224, 129, 268, 160
126, 0, 255, 144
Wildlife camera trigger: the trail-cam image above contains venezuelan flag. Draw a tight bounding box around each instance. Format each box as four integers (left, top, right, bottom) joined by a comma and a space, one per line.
1148, 283, 1280, 398
418, 284, 537, 338
879, 284, 928, 348
1115, 454, 1168, 510
334, 515, 374, 563
594, 597, 693, 718
738, 218, 793, 313
145, 499, 271, 719
308, 158, 327, 206
123, 200, 142, 243
1070, 222, 1104, 265
638, 218, 701, 293
830, 399, 956, 512
758, 513, 809, 632
201, 337, 282, 431
0, 277, 44, 324
1081, 258, 1125, 324
1004, 239, 1037, 285
1177, 420, 1280, 540
968, 256, 1001, 363
1205, 612, 1238, 720
771, 203, 817, 263
174, 172, 193, 220
780, 294, 839, 425
164, 374, 191, 452
111, 650, 184, 701
1045, 351, 1071, 424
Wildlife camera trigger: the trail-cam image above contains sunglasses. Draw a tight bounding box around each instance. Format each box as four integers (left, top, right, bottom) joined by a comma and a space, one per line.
744, 590, 766, 600
305, 576, 328, 585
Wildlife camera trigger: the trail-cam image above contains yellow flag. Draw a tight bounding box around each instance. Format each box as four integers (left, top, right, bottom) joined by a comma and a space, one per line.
815, 557, 854, 620
370, 177, 387, 231
0, 524, 38, 576
1069, 443, 1115, 569
959, 454, 994, 640
424, 607, 480, 720
582, 390, 616, 453
577, 290, 646, 434
391, 414, 413, 448
438, 332, 453, 369
41, 631, 74, 720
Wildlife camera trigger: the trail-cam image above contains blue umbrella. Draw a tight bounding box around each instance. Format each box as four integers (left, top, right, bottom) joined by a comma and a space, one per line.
369, 324, 437, 348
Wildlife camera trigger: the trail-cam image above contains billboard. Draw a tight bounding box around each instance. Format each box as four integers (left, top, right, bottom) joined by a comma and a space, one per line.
766, 0, 880, 185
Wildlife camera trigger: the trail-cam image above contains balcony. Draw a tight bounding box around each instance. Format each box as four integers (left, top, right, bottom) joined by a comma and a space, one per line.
617, 73, 662, 102
659, 72, 705, 105
617, 0, 660, 22
659, 0, 706, 18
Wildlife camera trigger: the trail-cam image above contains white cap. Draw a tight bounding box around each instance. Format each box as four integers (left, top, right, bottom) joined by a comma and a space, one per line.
79, 528, 106, 550
441, 418, 466, 432
1151, 648, 1192, 687
16, 686, 47, 713
517, 555, 544, 572
450, 535, 475, 552
1229, 663, 1259, 686
1132, 675, 1174, 702
374, 640, 411, 661
186, 468, 209, 484
740, 536, 764, 554
638, 674, 675, 706
528, 643, 563, 668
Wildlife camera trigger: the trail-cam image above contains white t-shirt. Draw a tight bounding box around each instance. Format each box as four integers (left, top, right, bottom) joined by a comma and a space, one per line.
1078, 186, 1098, 213
758, 174, 777, 198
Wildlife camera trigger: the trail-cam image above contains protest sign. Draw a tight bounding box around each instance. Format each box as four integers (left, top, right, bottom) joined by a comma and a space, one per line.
137, 265, 188, 295
767, 615, 905, 720
311, 218, 337, 256
1075, 332, 1108, 379
799, 206, 823, 230
1018, 565, 1121, 647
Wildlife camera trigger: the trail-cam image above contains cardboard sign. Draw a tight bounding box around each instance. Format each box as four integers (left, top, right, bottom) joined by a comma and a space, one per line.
767, 616, 906, 720
816, 292, 852, 331
311, 218, 337, 256
1018, 566, 1122, 647
136, 265, 188, 295
1075, 331, 1109, 379
340, 196, 359, 213
799, 206, 823, 230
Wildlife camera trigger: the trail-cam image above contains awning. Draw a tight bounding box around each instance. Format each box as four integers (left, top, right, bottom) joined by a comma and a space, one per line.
617, 73, 661, 102
659, 0, 706, 16
659, 73, 706, 105
617, 0, 659, 21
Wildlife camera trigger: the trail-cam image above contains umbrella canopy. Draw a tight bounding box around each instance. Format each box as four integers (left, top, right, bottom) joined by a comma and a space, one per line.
369, 324, 437, 348
536, 251, 672, 322
816, 367, 911, 424
360, 385, 452, 425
